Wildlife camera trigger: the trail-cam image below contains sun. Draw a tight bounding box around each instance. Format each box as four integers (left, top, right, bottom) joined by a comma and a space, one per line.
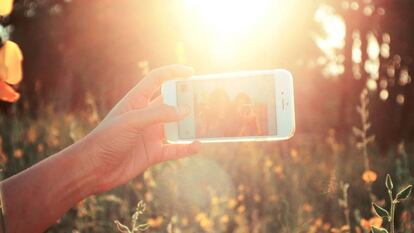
184, 0, 272, 37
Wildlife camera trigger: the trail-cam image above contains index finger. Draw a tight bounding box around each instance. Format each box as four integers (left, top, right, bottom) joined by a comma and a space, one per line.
130, 65, 194, 101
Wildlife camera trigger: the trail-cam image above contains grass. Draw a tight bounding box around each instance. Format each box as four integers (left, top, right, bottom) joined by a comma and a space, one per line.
0, 88, 413, 233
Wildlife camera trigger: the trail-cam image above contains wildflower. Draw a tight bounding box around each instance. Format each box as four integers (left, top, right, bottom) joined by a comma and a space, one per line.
37, 144, 45, 153
13, 148, 23, 159
0, 0, 13, 16
195, 212, 208, 222
147, 216, 163, 228
180, 217, 189, 227
237, 205, 246, 214
0, 40, 23, 103
360, 216, 382, 230
220, 215, 229, 224
302, 203, 313, 212
362, 170, 377, 184
264, 159, 273, 168
211, 196, 219, 206
199, 217, 213, 232
227, 198, 237, 209
290, 148, 299, 162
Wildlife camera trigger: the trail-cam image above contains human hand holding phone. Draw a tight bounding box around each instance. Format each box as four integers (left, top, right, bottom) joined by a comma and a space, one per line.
83, 65, 201, 193
0, 65, 200, 233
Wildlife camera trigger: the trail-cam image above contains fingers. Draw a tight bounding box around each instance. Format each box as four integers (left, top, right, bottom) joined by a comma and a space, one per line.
103, 65, 193, 121
122, 103, 190, 131
160, 141, 201, 162
130, 65, 194, 101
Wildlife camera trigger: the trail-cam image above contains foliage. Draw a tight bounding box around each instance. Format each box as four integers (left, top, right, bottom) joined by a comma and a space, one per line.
371, 174, 412, 233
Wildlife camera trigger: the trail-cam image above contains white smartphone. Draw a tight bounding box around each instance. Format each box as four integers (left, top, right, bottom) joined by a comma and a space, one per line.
162, 69, 295, 143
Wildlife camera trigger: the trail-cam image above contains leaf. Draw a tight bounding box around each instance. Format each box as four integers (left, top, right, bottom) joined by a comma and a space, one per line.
0, 80, 19, 102
371, 226, 388, 233
0, 0, 13, 16
396, 185, 412, 201
385, 174, 393, 190
372, 203, 389, 218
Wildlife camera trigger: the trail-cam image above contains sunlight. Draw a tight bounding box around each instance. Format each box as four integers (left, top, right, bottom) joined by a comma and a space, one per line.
184, 0, 272, 37
183, 0, 274, 62
314, 5, 346, 52
314, 5, 346, 77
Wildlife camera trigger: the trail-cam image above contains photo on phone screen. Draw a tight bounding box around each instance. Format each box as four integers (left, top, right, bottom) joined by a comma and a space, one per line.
176, 75, 277, 139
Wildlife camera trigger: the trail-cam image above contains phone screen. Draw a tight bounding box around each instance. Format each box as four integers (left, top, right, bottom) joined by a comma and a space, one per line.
176, 75, 277, 139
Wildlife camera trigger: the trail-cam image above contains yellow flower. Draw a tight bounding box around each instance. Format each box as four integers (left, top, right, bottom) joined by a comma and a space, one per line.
199, 218, 213, 232
0, 0, 13, 16
220, 215, 230, 224
227, 198, 237, 209
196, 212, 207, 222
264, 159, 273, 168
362, 170, 378, 184
181, 217, 189, 227
211, 196, 219, 206
290, 148, 299, 160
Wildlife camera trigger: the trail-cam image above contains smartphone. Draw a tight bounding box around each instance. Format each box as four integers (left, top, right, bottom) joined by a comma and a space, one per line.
162, 69, 295, 143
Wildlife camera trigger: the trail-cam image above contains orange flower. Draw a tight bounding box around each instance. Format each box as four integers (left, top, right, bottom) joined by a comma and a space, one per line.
0, 0, 13, 16
362, 170, 378, 184
0, 81, 19, 102
147, 216, 164, 228
0, 40, 23, 103
13, 148, 23, 159
360, 216, 382, 230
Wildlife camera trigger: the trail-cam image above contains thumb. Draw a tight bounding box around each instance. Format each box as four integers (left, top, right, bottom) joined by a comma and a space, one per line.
122, 104, 190, 130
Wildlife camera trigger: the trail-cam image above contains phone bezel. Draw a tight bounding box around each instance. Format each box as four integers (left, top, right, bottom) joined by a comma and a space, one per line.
162, 69, 295, 143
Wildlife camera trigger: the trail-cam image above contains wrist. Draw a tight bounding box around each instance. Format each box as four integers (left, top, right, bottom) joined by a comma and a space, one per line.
61, 138, 100, 198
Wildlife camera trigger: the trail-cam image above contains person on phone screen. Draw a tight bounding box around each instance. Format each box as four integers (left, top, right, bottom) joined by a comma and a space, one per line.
0, 65, 201, 233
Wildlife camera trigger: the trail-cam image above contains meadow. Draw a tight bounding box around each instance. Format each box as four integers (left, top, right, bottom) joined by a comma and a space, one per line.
1, 0, 414, 232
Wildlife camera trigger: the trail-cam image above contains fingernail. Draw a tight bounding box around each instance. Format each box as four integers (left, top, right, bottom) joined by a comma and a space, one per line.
176, 105, 190, 116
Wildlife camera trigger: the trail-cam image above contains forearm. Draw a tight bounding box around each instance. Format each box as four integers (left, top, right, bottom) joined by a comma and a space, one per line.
0, 140, 96, 233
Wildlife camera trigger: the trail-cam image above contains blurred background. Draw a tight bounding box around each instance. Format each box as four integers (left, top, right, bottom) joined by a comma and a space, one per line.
0, 0, 413, 232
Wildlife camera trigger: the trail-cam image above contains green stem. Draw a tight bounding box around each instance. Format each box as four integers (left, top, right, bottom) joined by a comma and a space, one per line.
388, 190, 395, 233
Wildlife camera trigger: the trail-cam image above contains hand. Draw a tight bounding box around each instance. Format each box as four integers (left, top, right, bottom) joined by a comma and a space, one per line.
79, 65, 200, 193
